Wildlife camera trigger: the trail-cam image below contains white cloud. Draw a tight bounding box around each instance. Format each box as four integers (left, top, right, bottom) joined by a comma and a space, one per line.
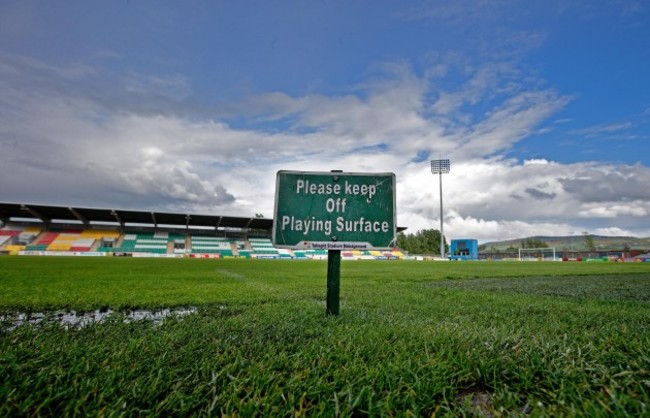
578, 202, 648, 218
400, 0, 509, 26
453, 91, 570, 159
572, 121, 635, 137
124, 73, 190, 100
1, 50, 649, 242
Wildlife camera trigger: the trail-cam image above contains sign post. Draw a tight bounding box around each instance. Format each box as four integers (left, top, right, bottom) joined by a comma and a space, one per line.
326, 248, 341, 315
273, 170, 396, 315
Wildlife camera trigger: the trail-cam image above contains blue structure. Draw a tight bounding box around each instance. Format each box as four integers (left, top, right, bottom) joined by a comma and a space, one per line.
449, 239, 479, 260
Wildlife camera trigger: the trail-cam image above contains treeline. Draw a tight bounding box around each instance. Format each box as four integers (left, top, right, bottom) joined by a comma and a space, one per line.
479, 237, 549, 253
397, 229, 448, 255
480, 234, 603, 253
520, 238, 548, 248
397, 233, 597, 255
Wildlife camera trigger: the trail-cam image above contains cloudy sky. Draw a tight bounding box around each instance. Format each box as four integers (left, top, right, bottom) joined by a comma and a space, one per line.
1, 0, 649, 242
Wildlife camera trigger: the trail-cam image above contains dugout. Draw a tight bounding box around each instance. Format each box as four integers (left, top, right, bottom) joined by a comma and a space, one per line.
449, 239, 479, 260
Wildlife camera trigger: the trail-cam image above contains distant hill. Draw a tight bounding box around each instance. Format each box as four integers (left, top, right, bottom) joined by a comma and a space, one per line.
481, 235, 650, 252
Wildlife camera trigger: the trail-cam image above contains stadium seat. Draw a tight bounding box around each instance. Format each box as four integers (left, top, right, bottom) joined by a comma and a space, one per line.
249, 238, 280, 257
110, 232, 183, 255
5, 244, 26, 255
189, 236, 235, 256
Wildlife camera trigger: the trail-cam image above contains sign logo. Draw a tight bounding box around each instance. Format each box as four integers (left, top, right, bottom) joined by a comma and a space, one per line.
273, 171, 396, 250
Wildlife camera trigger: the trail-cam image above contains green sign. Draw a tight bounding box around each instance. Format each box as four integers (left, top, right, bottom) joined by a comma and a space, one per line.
273, 170, 396, 250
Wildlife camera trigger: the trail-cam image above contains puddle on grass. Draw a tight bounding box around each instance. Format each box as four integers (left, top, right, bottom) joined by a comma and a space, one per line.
0, 307, 198, 331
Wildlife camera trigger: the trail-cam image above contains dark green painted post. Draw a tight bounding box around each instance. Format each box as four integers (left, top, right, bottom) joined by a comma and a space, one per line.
326, 249, 341, 315
326, 169, 343, 316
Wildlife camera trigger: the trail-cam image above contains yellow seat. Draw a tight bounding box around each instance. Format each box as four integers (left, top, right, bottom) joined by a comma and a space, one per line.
48, 243, 72, 251
5, 245, 25, 255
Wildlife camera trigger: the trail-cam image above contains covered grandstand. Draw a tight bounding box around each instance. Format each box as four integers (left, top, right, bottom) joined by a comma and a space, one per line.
0, 203, 406, 260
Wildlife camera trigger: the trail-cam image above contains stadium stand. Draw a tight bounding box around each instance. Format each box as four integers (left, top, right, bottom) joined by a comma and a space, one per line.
238, 249, 253, 259
189, 236, 234, 257
249, 238, 281, 258
8, 228, 122, 253
30, 231, 60, 250
0, 203, 411, 259
341, 249, 405, 260
0, 225, 36, 254
292, 250, 308, 259
111, 232, 184, 254
4, 245, 26, 255
78, 229, 120, 252
305, 249, 328, 259
47, 232, 78, 252
0, 230, 18, 247
18, 226, 42, 245
389, 250, 405, 258
277, 249, 293, 259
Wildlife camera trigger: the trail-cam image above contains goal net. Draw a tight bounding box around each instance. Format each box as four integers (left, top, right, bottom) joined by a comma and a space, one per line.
518, 247, 557, 261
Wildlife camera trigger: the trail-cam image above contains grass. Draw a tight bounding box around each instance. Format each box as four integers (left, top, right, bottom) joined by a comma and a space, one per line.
0, 256, 649, 416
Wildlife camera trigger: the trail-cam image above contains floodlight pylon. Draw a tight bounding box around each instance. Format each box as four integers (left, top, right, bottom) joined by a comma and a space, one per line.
431, 159, 450, 259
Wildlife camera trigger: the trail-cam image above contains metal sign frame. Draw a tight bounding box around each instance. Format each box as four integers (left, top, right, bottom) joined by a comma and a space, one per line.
272, 170, 397, 251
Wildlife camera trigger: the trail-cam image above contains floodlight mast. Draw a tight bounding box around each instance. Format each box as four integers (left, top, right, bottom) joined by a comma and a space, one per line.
431, 159, 450, 259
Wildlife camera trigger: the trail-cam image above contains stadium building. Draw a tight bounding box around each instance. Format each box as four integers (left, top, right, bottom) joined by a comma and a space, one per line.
0, 203, 406, 260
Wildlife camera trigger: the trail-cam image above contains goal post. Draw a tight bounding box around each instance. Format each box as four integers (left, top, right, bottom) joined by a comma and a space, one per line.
518, 247, 557, 261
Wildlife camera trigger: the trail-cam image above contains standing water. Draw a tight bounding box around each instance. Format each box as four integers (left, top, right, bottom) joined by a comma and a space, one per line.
0, 307, 198, 331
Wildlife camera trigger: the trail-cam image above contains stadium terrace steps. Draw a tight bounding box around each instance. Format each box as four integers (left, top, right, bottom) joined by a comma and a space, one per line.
47, 232, 80, 251
80, 229, 120, 240
36, 232, 60, 246
341, 249, 404, 260
114, 233, 167, 254
26, 244, 48, 251
28, 230, 108, 252
0, 226, 41, 251
17, 227, 43, 245
238, 249, 253, 258
0, 228, 170, 254
1, 224, 406, 258
0, 231, 17, 246
189, 236, 234, 256
4, 245, 26, 254
249, 238, 281, 257
111, 232, 184, 254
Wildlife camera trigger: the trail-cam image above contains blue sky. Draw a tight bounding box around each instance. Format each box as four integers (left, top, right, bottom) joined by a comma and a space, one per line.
1, 0, 649, 242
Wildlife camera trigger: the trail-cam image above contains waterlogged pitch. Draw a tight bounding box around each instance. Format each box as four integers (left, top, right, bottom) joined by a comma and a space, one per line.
1, 257, 649, 416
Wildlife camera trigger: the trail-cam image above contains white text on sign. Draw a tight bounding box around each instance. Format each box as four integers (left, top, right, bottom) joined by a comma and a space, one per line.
281, 216, 390, 236
296, 179, 377, 200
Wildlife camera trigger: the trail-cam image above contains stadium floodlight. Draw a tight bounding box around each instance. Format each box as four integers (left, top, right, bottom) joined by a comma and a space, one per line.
431, 159, 451, 259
